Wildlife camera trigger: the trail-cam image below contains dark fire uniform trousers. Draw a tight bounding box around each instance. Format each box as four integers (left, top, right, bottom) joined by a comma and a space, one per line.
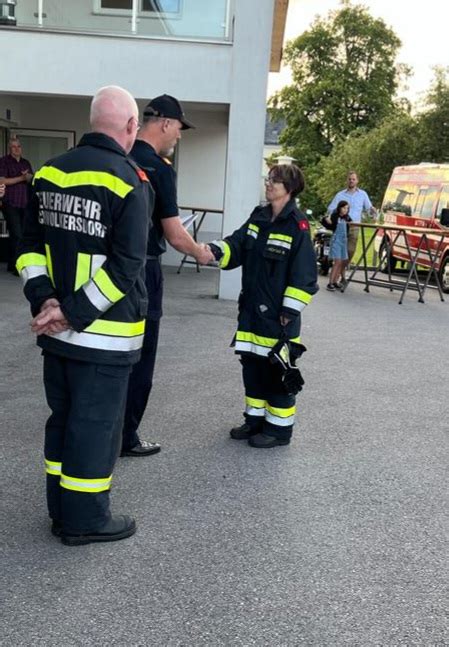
44, 354, 131, 532
122, 258, 163, 450
241, 355, 295, 442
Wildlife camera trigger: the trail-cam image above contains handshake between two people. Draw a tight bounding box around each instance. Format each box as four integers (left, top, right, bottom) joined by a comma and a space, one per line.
194, 242, 217, 266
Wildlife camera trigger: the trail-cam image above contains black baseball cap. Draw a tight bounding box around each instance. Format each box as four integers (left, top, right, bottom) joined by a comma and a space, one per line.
143, 94, 195, 130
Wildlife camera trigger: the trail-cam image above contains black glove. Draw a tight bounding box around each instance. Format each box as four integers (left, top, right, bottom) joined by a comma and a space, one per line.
282, 365, 305, 396
268, 339, 306, 396
208, 243, 223, 261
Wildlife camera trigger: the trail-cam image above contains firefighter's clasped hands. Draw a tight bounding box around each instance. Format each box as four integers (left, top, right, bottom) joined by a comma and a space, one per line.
31, 298, 70, 336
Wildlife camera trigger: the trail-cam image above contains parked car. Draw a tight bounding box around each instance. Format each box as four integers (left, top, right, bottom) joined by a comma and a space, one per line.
375, 163, 449, 291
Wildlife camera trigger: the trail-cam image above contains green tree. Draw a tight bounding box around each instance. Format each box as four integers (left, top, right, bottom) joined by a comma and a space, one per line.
417, 67, 449, 162
269, 1, 407, 168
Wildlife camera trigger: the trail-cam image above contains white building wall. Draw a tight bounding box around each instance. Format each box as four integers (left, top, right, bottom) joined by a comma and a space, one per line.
0, 30, 232, 104
219, 0, 274, 300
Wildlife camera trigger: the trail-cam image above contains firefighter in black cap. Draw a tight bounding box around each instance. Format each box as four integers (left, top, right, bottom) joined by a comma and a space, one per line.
209, 164, 318, 448
120, 94, 214, 457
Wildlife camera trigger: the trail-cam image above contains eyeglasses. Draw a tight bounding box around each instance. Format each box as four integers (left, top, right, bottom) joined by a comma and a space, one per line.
264, 175, 283, 185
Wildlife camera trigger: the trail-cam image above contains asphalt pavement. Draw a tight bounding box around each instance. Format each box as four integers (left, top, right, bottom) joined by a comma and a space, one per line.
1, 264, 448, 647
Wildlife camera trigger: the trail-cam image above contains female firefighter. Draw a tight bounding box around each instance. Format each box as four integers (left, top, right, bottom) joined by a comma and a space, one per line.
209, 164, 318, 448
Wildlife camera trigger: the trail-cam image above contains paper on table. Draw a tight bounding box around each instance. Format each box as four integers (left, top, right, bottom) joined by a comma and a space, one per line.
180, 211, 198, 230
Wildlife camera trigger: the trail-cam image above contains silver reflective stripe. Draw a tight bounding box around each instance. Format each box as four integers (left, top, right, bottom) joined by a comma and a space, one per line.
21, 265, 49, 284
247, 230, 258, 239
245, 405, 265, 417
235, 340, 270, 357
265, 411, 295, 426
60, 474, 112, 492
83, 279, 112, 312
282, 296, 307, 313
91, 254, 107, 274
51, 329, 144, 351
45, 459, 62, 475
268, 240, 291, 250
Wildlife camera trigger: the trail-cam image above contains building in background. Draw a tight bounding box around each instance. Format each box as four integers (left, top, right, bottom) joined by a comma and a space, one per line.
0, 0, 289, 298
260, 112, 286, 199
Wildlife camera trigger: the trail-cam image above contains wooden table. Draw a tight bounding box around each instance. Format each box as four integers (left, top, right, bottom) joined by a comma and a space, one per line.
177, 206, 224, 274
343, 222, 449, 304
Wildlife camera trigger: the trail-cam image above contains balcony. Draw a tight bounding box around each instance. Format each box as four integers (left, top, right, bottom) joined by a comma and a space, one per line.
7, 0, 233, 42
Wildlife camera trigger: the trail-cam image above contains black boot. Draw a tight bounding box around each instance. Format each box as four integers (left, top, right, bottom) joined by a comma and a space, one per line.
248, 433, 290, 448
61, 515, 136, 546
230, 423, 260, 440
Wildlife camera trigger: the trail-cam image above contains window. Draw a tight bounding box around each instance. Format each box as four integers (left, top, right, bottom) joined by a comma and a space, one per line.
436, 185, 449, 219
382, 185, 415, 215
101, 0, 131, 8
414, 186, 438, 219
142, 0, 180, 12
99, 0, 181, 13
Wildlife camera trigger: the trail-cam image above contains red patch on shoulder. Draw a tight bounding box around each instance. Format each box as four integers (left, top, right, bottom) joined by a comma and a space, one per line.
298, 220, 309, 230
137, 168, 149, 182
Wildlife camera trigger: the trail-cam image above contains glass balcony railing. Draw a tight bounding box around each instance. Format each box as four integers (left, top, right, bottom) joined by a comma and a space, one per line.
11, 0, 233, 41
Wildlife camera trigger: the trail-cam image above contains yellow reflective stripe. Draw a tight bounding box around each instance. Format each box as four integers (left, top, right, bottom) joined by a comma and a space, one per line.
60, 472, 112, 493
268, 234, 293, 243
45, 459, 62, 476
34, 166, 134, 199
16, 252, 47, 272
248, 223, 259, 233
75, 252, 92, 291
219, 241, 232, 269
245, 396, 265, 408
266, 404, 296, 418
44, 243, 54, 286
284, 286, 313, 304
85, 318, 145, 337
93, 267, 124, 303
236, 331, 278, 348
236, 331, 301, 346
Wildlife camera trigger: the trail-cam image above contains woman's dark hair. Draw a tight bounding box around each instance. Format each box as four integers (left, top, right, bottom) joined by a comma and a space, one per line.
335, 200, 349, 216
268, 164, 305, 199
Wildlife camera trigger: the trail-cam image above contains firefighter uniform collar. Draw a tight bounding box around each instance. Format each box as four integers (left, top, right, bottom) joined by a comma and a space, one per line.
273, 198, 300, 222
78, 132, 128, 157
252, 199, 299, 223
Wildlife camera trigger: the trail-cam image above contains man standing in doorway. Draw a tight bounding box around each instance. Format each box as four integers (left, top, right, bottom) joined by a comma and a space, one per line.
0, 137, 33, 274
326, 171, 377, 265
121, 94, 214, 457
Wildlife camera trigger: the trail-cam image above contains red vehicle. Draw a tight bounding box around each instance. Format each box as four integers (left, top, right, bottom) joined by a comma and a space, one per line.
376, 164, 449, 291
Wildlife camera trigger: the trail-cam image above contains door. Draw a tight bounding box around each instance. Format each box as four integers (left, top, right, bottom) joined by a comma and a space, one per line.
11, 129, 75, 172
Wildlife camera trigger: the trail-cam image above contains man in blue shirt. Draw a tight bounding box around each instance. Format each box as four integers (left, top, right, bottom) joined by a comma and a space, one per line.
327, 171, 377, 263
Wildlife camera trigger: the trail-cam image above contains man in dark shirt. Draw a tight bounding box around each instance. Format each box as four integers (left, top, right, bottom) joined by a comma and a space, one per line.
121, 94, 214, 457
0, 137, 33, 274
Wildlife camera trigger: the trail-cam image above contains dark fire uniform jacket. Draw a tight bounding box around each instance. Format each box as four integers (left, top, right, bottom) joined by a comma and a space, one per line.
212, 199, 318, 357
16, 133, 153, 365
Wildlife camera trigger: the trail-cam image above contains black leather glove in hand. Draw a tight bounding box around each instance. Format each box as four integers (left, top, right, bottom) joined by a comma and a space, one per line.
268, 340, 305, 396
282, 365, 305, 396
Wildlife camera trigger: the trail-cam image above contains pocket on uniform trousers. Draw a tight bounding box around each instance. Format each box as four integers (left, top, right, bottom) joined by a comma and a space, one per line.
87, 364, 131, 422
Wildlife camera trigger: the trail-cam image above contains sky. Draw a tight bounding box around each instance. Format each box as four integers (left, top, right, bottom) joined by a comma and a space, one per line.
268, 0, 449, 105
